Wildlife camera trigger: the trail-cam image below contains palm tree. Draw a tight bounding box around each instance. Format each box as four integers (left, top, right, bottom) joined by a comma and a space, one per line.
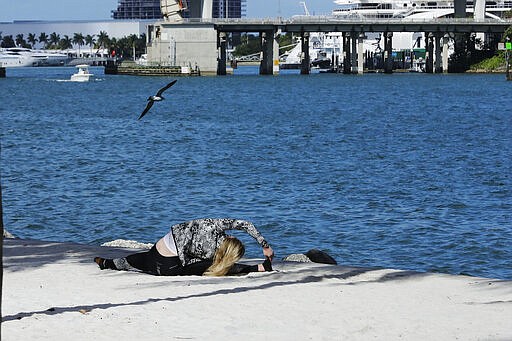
504, 25, 512, 42
59, 35, 73, 50
1, 35, 15, 48
27, 33, 37, 49
85, 34, 95, 56
109, 37, 118, 58
49, 32, 60, 49
73, 33, 85, 57
39, 32, 49, 49
135, 33, 147, 57
96, 31, 110, 51
15, 34, 26, 47
126, 34, 138, 60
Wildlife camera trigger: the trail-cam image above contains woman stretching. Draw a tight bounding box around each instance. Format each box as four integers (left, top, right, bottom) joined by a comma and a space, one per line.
94, 218, 274, 276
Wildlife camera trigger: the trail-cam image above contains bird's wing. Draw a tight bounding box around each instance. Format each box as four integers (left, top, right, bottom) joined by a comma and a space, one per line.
138, 101, 154, 120
156, 79, 177, 97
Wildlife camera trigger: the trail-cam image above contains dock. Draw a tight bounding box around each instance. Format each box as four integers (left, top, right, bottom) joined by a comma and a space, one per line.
105, 60, 201, 76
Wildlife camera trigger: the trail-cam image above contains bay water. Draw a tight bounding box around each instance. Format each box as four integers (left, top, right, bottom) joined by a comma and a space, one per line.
1, 66, 511, 279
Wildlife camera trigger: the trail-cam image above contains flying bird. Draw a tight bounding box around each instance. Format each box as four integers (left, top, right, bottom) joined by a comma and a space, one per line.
138, 80, 177, 120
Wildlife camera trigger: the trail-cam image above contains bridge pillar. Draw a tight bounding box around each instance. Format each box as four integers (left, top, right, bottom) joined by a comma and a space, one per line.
383, 32, 393, 74
217, 31, 227, 75
273, 29, 281, 75
351, 33, 358, 73
357, 32, 365, 74
451, 0, 468, 72
442, 34, 450, 73
259, 30, 275, 75
425, 33, 434, 73
434, 34, 442, 73
300, 32, 310, 75
342, 32, 351, 74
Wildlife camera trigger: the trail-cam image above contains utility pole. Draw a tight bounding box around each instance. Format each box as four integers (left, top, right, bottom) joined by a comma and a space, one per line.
506, 37, 511, 81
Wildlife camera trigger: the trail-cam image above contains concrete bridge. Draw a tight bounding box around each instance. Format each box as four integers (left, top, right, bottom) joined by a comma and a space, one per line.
147, 0, 512, 75
211, 16, 512, 74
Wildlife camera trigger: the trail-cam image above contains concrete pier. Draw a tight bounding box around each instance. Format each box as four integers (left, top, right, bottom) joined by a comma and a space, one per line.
425, 33, 434, 73
351, 33, 358, 73
300, 32, 310, 75
105, 60, 200, 76
273, 29, 281, 75
357, 33, 365, 74
217, 32, 227, 75
383, 32, 393, 74
442, 34, 450, 73
146, 23, 218, 75
434, 34, 442, 73
342, 33, 349, 74
259, 30, 276, 75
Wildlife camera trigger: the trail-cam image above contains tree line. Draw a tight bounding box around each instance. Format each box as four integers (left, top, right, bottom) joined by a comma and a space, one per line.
0, 31, 147, 59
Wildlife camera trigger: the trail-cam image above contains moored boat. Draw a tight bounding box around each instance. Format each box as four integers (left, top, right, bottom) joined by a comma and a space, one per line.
0, 47, 43, 67
0, 47, 70, 67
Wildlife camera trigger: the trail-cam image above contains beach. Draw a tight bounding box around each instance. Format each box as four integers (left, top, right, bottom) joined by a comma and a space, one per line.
2, 237, 511, 340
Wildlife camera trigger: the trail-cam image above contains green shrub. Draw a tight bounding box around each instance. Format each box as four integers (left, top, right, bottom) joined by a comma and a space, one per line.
470, 52, 506, 70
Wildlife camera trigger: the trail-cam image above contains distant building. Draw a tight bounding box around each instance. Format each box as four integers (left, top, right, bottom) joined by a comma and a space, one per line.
112, 0, 163, 19
212, 0, 247, 18
111, 0, 246, 19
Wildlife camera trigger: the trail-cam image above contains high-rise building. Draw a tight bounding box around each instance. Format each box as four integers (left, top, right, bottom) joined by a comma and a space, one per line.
112, 0, 246, 19
212, 0, 247, 18
112, 0, 163, 19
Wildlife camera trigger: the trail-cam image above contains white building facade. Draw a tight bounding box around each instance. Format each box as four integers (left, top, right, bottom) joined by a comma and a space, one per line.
0, 20, 154, 48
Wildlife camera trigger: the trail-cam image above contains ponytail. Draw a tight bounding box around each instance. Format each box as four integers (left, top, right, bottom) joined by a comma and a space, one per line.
204, 237, 245, 276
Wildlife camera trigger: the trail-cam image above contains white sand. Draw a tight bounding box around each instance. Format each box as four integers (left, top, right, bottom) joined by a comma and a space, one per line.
2, 238, 512, 340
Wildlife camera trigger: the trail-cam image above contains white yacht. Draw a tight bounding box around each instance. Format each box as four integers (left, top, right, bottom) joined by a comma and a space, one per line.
70, 64, 94, 82
280, 33, 343, 69
33, 50, 70, 66
0, 47, 70, 67
332, 0, 512, 20
0, 48, 44, 67
331, 0, 512, 51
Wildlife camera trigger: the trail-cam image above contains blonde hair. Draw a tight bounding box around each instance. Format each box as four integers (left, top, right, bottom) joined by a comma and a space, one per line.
204, 237, 245, 276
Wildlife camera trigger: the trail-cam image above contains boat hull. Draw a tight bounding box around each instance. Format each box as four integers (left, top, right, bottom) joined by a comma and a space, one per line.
70, 74, 93, 82
0, 54, 39, 67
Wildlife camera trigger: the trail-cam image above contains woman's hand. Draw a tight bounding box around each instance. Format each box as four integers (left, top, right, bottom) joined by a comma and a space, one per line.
263, 246, 274, 261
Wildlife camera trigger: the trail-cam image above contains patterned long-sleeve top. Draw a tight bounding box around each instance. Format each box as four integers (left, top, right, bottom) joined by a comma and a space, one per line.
170, 218, 270, 266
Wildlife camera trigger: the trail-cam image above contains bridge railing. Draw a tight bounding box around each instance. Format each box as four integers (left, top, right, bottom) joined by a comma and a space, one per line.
179, 16, 512, 25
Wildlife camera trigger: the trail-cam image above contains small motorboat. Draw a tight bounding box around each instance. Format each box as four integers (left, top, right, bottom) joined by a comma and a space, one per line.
70, 64, 93, 82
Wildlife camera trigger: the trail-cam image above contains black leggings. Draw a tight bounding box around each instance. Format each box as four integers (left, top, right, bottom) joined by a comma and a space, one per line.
106, 245, 259, 276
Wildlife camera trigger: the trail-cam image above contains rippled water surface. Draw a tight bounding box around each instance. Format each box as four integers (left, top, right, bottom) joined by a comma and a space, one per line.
1, 66, 511, 279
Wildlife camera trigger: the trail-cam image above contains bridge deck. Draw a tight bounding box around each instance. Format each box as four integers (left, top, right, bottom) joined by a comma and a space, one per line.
174, 17, 512, 33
